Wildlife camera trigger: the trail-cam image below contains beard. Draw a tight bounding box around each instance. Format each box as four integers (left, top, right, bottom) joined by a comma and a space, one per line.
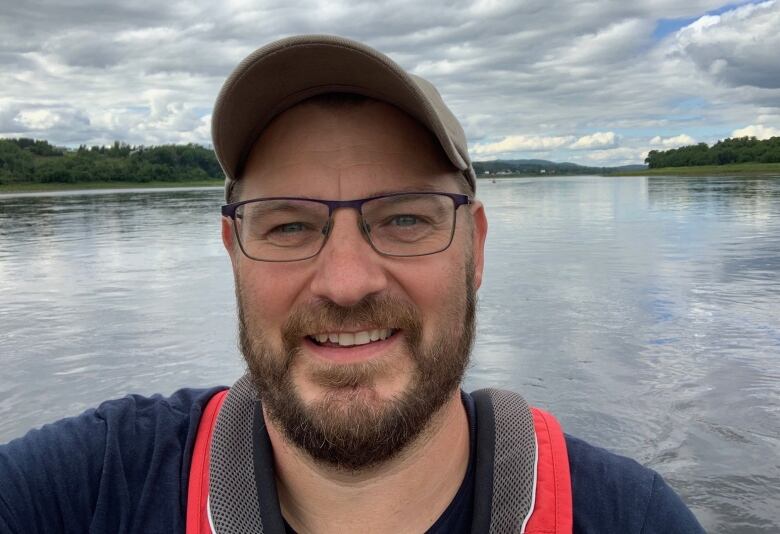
237, 262, 476, 471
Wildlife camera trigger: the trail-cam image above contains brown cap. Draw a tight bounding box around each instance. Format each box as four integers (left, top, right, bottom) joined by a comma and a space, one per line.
211, 34, 475, 201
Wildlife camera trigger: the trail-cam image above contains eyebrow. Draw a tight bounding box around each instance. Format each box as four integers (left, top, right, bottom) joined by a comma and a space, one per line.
364, 184, 449, 197
248, 200, 316, 212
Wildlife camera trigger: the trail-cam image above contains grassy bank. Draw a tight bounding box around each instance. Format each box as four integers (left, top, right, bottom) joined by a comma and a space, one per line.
613, 162, 780, 177
0, 179, 224, 194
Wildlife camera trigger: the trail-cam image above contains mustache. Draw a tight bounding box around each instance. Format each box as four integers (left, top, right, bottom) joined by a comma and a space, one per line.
281, 295, 422, 349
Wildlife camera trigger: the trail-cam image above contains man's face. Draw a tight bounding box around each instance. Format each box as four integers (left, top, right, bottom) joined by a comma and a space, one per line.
222, 99, 487, 470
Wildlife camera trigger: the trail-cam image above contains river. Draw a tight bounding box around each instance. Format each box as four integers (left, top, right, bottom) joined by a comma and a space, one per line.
1, 176, 778, 532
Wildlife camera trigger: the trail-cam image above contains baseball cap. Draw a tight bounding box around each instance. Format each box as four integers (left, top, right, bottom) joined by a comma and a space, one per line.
211, 34, 475, 201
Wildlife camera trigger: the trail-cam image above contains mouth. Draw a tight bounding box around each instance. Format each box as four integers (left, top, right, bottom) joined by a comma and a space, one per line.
307, 328, 398, 348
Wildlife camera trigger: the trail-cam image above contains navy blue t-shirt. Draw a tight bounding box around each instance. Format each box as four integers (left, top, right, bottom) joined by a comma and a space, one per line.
0, 388, 704, 533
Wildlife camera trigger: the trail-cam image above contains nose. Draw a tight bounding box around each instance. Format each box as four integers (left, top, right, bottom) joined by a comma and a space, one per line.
309, 209, 388, 307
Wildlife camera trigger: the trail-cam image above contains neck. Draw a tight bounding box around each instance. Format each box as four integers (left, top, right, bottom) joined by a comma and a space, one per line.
264, 390, 470, 534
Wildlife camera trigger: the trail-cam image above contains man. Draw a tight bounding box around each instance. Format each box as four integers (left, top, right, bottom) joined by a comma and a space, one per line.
0, 35, 704, 533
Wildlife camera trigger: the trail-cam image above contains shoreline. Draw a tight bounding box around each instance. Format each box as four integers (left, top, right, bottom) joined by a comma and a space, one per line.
478, 163, 780, 179
610, 162, 780, 177
2, 163, 779, 194
0, 180, 224, 194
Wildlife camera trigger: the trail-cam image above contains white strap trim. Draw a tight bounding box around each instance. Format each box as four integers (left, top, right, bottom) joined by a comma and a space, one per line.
207, 494, 216, 534
520, 433, 539, 533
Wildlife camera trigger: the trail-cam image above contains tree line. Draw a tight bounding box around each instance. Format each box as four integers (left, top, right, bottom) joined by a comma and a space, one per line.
0, 138, 223, 185
645, 136, 780, 169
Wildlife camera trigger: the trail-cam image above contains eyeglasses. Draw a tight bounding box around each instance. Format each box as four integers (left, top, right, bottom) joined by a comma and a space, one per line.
221, 192, 472, 262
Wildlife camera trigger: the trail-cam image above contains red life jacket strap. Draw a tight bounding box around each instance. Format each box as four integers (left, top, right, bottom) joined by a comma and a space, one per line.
524, 407, 573, 533
186, 389, 228, 534
186, 391, 573, 534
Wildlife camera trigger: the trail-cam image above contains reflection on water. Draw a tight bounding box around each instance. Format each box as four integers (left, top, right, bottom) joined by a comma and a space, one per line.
1, 178, 779, 532
0, 189, 242, 438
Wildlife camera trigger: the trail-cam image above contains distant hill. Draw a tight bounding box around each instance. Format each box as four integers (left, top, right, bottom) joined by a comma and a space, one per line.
473, 159, 647, 177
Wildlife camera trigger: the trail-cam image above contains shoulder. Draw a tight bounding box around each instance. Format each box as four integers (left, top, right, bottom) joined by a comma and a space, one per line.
2, 386, 225, 465
89, 386, 226, 476
565, 434, 704, 533
0, 386, 225, 534
93, 386, 224, 436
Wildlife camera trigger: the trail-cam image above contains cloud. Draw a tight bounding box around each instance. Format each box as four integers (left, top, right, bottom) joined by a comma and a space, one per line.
539, 18, 650, 71
585, 147, 649, 165
472, 134, 574, 156
731, 124, 780, 139
15, 109, 60, 130
674, 1, 780, 89
0, 103, 18, 131
649, 134, 697, 148
0, 0, 775, 161
570, 132, 619, 150
8, 106, 91, 139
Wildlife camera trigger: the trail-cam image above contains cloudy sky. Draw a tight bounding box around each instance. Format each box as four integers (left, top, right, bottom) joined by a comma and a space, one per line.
1, 0, 778, 166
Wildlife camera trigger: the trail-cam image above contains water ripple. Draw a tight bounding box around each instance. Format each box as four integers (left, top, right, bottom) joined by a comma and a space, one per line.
2, 180, 779, 532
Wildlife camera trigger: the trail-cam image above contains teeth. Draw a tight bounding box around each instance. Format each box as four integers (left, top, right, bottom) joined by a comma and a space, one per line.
354, 331, 370, 345
312, 329, 393, 347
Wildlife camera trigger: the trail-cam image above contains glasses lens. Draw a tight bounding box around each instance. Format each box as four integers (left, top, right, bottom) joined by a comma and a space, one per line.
235, 199, 329, 261
362, 193, 456, 256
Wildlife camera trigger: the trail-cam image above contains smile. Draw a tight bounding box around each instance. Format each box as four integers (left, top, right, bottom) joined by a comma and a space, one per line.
309, 329, 396, 347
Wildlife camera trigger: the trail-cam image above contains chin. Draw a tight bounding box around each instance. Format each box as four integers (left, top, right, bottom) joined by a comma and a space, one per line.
293, 359, 412, 408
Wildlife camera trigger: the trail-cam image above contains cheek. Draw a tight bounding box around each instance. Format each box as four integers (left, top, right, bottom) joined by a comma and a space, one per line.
397, 255, 466, 339
237, 261, 309, 331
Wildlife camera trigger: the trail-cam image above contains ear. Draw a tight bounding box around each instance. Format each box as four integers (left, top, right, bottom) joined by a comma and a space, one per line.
469, 200, 488, 289
221, 216, 239, 269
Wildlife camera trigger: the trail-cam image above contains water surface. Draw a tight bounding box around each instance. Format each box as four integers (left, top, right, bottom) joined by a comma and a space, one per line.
1, 176, 778, 532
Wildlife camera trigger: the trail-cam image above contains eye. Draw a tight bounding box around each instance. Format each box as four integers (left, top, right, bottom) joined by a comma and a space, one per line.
271, 222, 306, 234
391, 215, 419, 227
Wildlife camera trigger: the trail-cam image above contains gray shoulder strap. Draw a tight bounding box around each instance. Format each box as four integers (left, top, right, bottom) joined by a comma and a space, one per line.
208, 378, 538, 534
471, 388, 538, 534
209, 374, 267, 533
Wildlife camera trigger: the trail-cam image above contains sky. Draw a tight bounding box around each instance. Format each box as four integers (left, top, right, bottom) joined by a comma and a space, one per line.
1, 0, 779, 166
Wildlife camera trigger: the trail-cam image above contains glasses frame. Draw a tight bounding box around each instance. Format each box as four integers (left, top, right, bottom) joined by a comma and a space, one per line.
221, 191, 473, 262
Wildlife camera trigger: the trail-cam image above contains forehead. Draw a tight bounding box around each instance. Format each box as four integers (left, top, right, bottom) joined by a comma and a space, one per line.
238, 99, 461, 199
